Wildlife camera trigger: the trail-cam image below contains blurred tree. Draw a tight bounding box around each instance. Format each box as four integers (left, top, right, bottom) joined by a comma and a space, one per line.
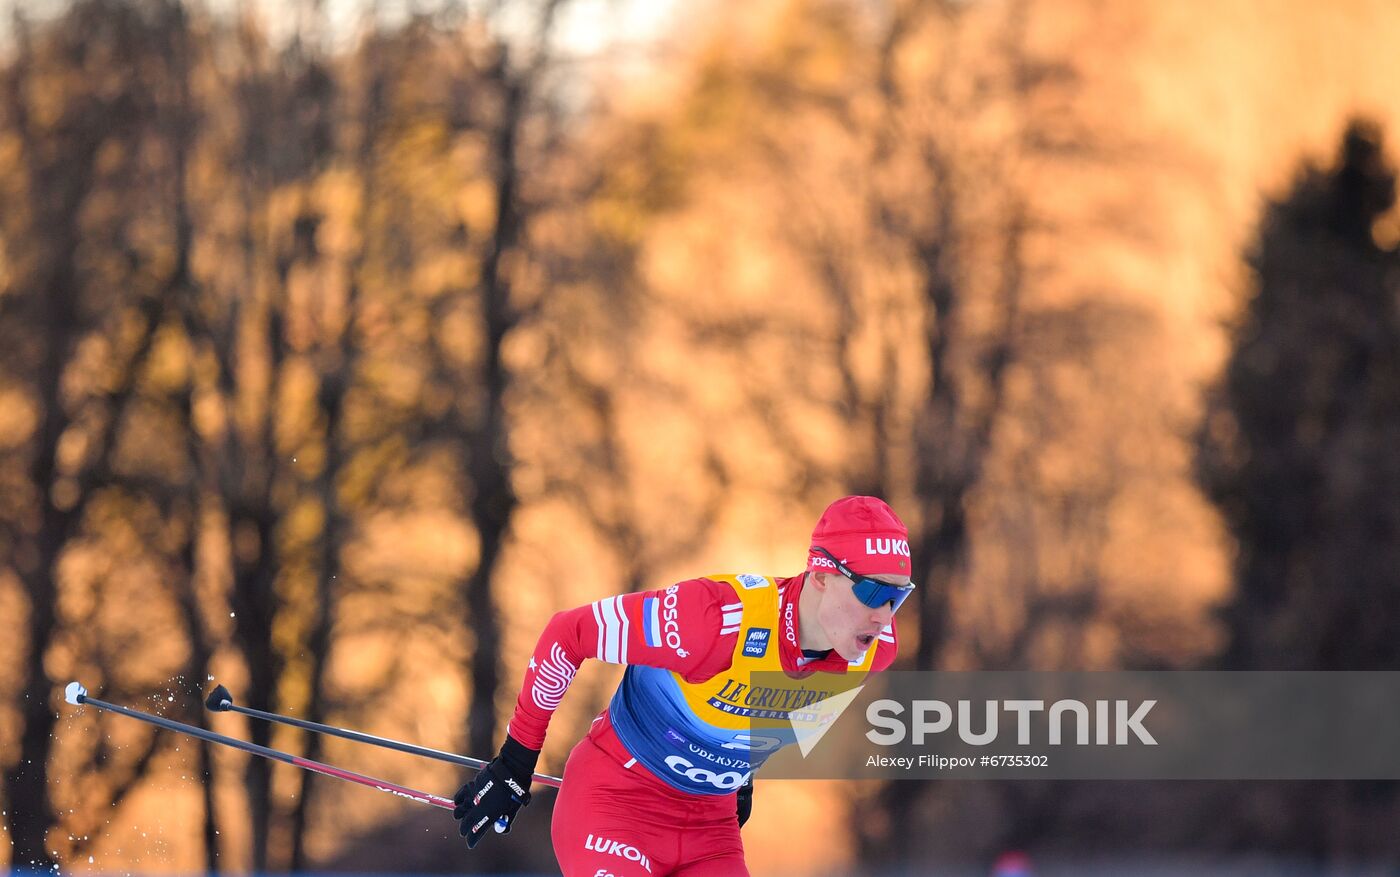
0, 1, 212, 869
162, 11, 225, 868
190, 19, 334, 868
1199, 119, 1400, 672
533, 116, 724, 560
1197, 120, 1400, 862
0, 4, 382, 870
273, 14, 378, 869
451, 8, 551, 768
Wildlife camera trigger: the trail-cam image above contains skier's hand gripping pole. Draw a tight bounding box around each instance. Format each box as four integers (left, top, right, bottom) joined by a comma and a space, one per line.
452, 735, 539, 849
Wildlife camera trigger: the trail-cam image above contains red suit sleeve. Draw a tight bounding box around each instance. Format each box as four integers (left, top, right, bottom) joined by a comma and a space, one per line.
505, 578, 742, 750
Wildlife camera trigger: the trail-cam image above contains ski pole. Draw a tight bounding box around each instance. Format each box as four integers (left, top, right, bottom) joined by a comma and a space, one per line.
64, 682, 454, 810
204, 684, 564, 789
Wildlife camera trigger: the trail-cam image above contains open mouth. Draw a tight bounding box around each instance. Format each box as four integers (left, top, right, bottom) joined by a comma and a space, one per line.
856, 633, 876, 649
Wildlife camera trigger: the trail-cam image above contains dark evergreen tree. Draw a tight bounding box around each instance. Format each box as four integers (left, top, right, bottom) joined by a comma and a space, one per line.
1200, 120, 1400, 672
1199, 123, 1400, 862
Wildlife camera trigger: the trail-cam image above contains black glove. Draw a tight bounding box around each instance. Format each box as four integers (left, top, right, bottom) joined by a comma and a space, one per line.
737, 778, 754, 827
453, 735, 538, 849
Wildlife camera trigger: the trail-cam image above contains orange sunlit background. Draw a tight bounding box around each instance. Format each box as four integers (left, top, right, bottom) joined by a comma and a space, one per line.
3, 0, 1400, 874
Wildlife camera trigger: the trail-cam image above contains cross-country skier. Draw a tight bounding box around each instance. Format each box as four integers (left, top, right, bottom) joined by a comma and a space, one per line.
452, 495, 914, 876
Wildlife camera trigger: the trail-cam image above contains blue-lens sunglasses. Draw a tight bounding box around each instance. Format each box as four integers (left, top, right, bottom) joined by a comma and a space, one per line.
812, 547, 915, 611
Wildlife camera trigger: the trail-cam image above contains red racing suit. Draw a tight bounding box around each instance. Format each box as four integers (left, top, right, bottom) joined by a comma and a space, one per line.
506, 572, 898, 876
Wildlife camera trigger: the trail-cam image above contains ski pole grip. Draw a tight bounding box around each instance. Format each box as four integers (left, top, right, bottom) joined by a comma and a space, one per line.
205, 684, 234, 712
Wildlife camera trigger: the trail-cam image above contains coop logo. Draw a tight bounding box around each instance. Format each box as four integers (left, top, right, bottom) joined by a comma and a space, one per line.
865, 537, 911, 558
583, 834, 653, 873
743, 627, 771, 658
643, 585, 688, 658
663, 755, 751, 790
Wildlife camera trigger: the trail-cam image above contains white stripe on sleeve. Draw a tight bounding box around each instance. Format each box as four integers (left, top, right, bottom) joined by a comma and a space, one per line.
592, 600, 605, 660
603, 597, 623, 663
614, 595, 630, 664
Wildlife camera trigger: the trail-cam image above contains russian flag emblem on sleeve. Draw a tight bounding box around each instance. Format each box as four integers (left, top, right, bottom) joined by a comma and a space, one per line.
643, 596, 661, 647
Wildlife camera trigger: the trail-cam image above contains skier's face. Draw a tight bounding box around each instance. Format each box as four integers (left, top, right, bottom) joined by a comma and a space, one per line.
813, 569, 908, 661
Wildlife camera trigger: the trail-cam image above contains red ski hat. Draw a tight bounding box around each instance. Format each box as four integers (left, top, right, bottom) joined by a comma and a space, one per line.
807, 495, 910, 577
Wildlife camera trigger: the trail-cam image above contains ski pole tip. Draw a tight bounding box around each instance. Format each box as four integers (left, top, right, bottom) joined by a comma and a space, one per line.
65, 681, 87, 705
205, 684, 234, 712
